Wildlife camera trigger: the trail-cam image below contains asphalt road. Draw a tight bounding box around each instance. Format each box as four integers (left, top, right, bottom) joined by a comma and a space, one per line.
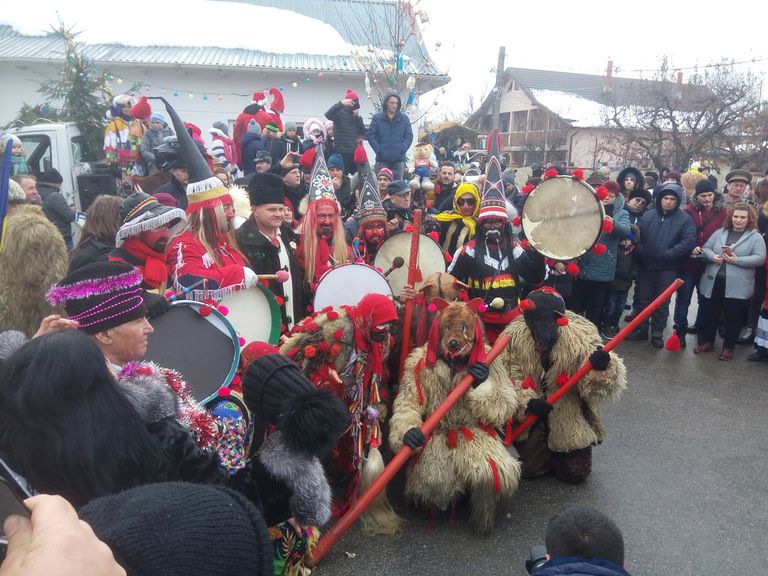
316, 329, 768, 576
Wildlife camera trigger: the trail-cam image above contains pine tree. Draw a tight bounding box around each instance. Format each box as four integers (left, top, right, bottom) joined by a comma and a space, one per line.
38, 21, 113, 161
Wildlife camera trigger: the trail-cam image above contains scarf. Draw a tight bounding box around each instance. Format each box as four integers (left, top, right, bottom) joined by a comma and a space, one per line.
433, 182, 480, 240
121, 237, 168, 290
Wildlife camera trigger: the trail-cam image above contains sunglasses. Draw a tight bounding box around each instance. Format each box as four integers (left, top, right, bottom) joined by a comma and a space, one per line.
457, 198, 476, 207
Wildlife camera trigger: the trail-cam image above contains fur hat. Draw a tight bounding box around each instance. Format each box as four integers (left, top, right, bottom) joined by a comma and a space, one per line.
628, 188, 653, 205
242, 354, 348, 457
115, 192, 186, 247
80, 482, 272, 576
694, 178, 717, 195
46, 261, 148, 334
247, 172, 284, 206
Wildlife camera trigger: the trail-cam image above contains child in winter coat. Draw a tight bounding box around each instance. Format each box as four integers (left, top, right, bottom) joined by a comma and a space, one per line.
141, 113, 174, 174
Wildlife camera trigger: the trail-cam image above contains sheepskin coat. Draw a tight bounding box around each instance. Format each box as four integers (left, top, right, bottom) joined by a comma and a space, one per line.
500, 312, 626, 453
390, 344, 526, 514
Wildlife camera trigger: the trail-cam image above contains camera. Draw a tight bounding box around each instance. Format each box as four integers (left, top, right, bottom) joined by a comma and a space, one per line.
525, 544, 548, 574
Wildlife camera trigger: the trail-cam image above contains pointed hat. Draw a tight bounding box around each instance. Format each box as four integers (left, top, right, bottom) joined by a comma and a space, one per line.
356, 150, 386, 226
307, 143, 338, 205
153, 97, 231, 214
478, 129, 507, 221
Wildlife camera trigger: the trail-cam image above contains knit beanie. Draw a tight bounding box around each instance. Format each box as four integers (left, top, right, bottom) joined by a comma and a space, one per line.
377, 167, 393, 181
79, 482, 272, 576
150, 113, 167, 125
7, 179, 25, 202
327, 153, 345, 171
628, 188, 652, 205
242, 354, 348, 457
211, 121, 229, 136
46, 261, 148, 334
285, 121, 297, 133
345, 88, 359, 100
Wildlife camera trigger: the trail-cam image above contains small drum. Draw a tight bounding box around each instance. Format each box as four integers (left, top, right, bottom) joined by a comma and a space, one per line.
374, 232, 446, 296
313, 263, 392, 310
521, 176, 605, 260
219, 285, 282, 346
143, 300, 240, 404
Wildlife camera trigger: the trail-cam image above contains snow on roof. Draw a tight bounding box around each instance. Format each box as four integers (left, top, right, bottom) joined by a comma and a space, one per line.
530, 89, 607, 128
0, 0, 352, 56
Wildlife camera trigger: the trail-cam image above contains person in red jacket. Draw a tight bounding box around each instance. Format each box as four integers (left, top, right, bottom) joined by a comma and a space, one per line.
673, 179, 728, 344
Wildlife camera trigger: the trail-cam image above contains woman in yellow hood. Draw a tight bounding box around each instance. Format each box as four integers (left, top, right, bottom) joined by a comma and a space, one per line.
434, 182, 480, 256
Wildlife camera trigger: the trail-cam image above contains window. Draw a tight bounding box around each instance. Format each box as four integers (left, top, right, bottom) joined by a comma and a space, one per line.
499, 112, 511, 132
17, 134, 52, 176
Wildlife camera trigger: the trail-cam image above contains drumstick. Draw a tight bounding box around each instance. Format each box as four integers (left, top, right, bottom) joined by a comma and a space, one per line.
167, 279, 206, 301
259, 270, 290, 283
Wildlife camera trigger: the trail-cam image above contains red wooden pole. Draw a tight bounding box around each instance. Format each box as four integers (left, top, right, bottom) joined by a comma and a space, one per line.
398, 210, 422, 377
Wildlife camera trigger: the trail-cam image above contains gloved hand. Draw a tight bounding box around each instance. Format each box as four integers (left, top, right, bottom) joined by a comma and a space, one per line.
467, 362, 489, 387
143, 291, 170, 319
403, 427, 426, 450
243, 267, 259, 289
589, 346, 610, 371
525, 397, 553, 419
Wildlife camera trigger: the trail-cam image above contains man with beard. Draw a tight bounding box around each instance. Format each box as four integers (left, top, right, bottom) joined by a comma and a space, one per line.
109, 192, 186, 317
432, 161, 459, 212
500, 287, 627, 483
351, 160, 389, 265
447, 132, 545, 343
295, 145, 350, 291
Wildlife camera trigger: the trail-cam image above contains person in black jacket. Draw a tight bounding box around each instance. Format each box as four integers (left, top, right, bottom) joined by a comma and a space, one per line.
269, 121, 302, 166
38, 168, 75, 250
68, 195, 121, 273
236, 172, 305, 334
324, 89, 366, 175
626, 183, 696, 347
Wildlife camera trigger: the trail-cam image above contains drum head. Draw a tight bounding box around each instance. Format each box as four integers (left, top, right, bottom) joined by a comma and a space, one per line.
374, 232, 446, 296
521, 176, 605, 260
144, 301, 239, 403
313, 263, 392, 310
220, 285, 282, 346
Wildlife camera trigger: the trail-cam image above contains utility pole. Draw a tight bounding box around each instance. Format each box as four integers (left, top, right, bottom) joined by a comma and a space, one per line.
491, 46, 506, 132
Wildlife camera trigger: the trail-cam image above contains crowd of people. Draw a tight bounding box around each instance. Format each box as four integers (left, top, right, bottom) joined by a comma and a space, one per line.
0, 87, 766, 575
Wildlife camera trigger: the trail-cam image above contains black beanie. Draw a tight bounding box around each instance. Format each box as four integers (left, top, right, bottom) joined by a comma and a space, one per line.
242, 354, 348, 457
79, 482, 272, 576
695, 178, 717, 195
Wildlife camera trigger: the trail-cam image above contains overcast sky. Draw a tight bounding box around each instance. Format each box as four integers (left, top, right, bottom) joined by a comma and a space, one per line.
417, 0, 768, 120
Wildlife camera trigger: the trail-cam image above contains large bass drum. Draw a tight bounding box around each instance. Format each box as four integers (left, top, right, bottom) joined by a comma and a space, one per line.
219, 284, 282, 346
374, 232, 446, 296
143, 300, 240, 404
521, 176, 605, 260
313, 263, 392, 310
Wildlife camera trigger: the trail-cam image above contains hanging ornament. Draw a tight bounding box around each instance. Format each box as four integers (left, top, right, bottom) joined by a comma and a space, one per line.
364, 73, 371, 95
398, 54, 405, 71
303, 77, 311, 83
406, 74, 415, 90
291, 81, 298, 88
116, 77, 123, 85
406, 89, 416, 106
435, 40, 442, 48
217, 94, 224, 101
318, 72, 324, 78
144, 85, 151, 92
173, 90, 179, 97
278, 85, 285, 91
202, 94, 208, 100
160, 88, 166, 94
188, 93, 194, 99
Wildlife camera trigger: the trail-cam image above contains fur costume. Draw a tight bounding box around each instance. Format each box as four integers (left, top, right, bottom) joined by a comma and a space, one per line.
500, 311, 626, 480
0, 204, 68, 337
279, 294, 401, 533
389, 299, 526, 533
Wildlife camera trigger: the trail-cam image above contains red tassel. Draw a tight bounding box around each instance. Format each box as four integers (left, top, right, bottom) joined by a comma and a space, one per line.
333, 329, 344, 341
544, 168, 558, 179
544, 258, 555, 267
513, 215, 522, 227
572, 169, 584, 181
521, 184, 535, 195
404, 225, 415, 233
504, 419, 512, 445
217, 386, 231, 398
415, 357, 425, 406
488, 458, 501, 494
353, 140, 367, 164
664, 332, 682, 352
460, 426, 474, 441
275, 295, 285, 306
286, 347, 298, 358
427, 231, 440, 242
556, 316, 570, 327
602, 218, 614, 234
520, 239, 530, 250
447, 430, 458, 449
522, 375, 536, 390
556, 372, 569, 387
304, 345, 317, 358
592, 243, 607, 255
443, 252, 453, 264
566, 261, 580, 277
596, 186, 609, 201
518, 299, 535, 311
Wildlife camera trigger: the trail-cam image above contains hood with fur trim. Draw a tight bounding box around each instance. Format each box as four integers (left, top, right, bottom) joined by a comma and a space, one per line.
616, 167, 644, 193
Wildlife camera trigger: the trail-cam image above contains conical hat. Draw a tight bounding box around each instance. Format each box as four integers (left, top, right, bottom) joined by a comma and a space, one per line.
478, 129, 507, 221
307, 143, 338, 205
357, 157, 386, 226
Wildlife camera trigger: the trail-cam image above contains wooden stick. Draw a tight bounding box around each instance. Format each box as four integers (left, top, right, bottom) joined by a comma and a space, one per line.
398, 209, 422, 378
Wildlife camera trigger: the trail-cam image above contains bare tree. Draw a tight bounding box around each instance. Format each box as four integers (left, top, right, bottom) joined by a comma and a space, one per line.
602, 57, 764, 170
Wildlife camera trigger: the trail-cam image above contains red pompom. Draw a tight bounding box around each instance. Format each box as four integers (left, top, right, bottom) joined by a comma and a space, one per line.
333, 329, 344, 341
428, 302, 437, 313
404, 225, 415, 233
595, 186, 609, 201
326, 310, 339, 321
318, 340, 331, 353
306, 304, 314, 313
513, 215, 522, 227
330, 343, 341, 356
601, 218, 614, 234
544, 168, 558, 179
275, 295, 285, 306
238, 336, 246, 346
556, 372, 569, 387
217, 305, 229, 316
556, 316, 570, 327
592, 243, 607, 255
544, 258, 556, 267
566, 262, 580, 277
664, 332, 682, 352
572, 169, 585, 181
521, 375, 536, 390
353, 140, 367, 164
521, 184, 535, 195
304, 345, 317, 358
443, 251, 453, 264
199, 305, 212, 317
520, 239, 530, 250
518, 299, 535, 311
427, 231, 440, 242
217, 386, 232, 398
306, 321, 319, 332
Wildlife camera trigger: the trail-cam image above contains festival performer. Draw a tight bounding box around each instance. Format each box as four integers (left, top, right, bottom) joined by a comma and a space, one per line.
103, 94, 150, 178
279, 293, 402, 534
434, 181, 480, 256
295, 145, 350, 291
350, 157, 389, 265
500, 287, 627, 483
447, 134, 545, 343
232, 88, 285, 170
236, 172, 306, 333
155, 99, 259, 299
390, 298, 529, 533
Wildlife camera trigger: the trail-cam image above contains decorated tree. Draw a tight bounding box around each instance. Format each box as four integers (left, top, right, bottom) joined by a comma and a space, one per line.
36, 22, 114, 161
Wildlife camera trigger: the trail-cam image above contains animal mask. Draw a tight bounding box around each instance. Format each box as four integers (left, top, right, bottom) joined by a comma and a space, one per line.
426, 298, 486, 367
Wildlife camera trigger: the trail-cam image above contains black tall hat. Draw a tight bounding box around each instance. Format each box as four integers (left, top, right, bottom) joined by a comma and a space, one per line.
478, 129, 507, 221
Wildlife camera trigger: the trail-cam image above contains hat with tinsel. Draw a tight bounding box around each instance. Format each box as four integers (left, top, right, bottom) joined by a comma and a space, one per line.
305, 143, 338, 205
115, 191, 186, 247
153, 97, 232, 214
478, 129, 507, 221
46, 261, 148, 334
